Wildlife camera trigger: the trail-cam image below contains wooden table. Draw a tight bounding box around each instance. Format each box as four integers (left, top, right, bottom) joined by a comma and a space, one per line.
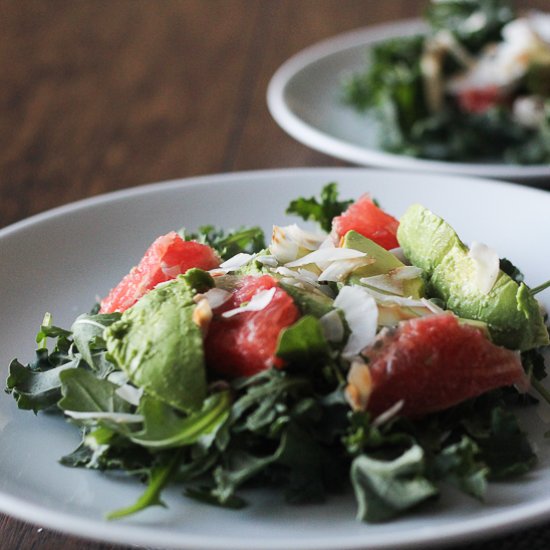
1, 1, 549, 548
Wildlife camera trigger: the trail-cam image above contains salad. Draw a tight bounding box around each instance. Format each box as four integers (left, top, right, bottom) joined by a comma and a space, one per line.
5, 183, 550, 523
344, 0, 550, 164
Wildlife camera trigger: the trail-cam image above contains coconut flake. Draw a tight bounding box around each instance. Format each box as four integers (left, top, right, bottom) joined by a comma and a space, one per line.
359, 274, 405, 296
256, 255, 278, 267
270, 224, 325, 264
320, 233, 338, 248
285, 248, 366, 269
275, 266, 321, 286
204, 288, 232, 309
359, 266, 423, 296
389, 247, 408, 264
334, 286, 378, 358
360, 287, 429, 307
513, 95, 546, 128
222, 287, 276, 318
318, 257, 375, 283
319, 310, 345, 343
392, 266, 423, 280
107, 371, 129, 386
468, 241, 500, 294
420, 298, 446, 314
64, 411, 144, 423
219, 253, 254, 272
160, 263, 183, 278
115, 384, 144, 407
372, 400, 405, 427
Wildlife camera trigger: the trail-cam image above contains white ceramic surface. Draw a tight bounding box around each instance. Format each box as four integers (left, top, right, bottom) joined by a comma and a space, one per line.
267, 20, 550, 180
1, 168, 550, 549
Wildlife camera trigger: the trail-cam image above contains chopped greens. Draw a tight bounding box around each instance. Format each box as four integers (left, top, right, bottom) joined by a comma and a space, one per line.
5, 182, 549, 525
343, 0, 550, 163
286, 182, 352, 232
182, 225, 265, 260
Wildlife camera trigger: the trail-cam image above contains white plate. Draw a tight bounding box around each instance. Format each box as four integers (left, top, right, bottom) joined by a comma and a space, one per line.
1, 168, 550, 550
267, 20, 550, 180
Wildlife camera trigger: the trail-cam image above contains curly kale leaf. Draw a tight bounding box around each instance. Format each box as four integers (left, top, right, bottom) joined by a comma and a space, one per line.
286, 182, 353, 232
426, 0, 514, 52
182, 225, 265, 260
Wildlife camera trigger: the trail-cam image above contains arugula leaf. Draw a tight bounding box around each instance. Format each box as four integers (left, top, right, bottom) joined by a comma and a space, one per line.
107, 449, 184, 520
129, 391, 231, 450
286, 182, 352, 232
351, 445, 438, 522
230, 370, 309, 435
212, 445, 283, 505
182, 225, 265, 260
530, 279, 550, 297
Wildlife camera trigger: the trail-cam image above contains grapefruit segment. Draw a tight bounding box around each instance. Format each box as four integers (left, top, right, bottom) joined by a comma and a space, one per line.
332, 195, 399, 250
100, 232, 220, 313
205, 275, 300, 378
348, 314, 527, 418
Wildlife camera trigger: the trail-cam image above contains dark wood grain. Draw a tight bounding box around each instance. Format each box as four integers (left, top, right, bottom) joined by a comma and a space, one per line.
1, 1, 549, 548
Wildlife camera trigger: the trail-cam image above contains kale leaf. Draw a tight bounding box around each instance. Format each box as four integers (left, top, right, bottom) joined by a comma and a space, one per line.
286, 182, 352, 232
182, 225, 265, 259
426, 0, 514, 53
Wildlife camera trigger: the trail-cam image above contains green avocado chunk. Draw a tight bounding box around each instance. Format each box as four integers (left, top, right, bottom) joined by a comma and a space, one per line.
342, 230, 424, 298
397, 204, 549, 351
278, 281, 335, 318
104, 276, 207, 412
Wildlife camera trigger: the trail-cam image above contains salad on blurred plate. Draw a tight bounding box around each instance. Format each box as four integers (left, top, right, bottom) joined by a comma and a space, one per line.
344, 0, 550, 163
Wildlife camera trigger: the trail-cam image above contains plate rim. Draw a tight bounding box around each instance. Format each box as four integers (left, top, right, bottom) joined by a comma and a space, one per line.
2, 167, 550, 550
266, 19, 550, 179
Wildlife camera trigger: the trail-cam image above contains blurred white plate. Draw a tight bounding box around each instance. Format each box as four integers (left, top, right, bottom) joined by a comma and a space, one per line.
1, 168, 550, 549
267, 20, 550, 180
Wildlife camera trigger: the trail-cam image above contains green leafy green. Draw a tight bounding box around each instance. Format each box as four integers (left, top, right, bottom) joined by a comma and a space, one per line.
6, 358, 80, 412
182, 225, 265, 260
351, 445, 438, 522
276, 316, 329, 364
71, 313, 120, 374
4, 180, 548, 525
58, 368, 131, 415
475, 407, 537, 479
426, 0, 513, 52
286, 182, 352, 232
107, 449, 184, 519
129, 392, 231, 450
343, 0, 550, 164
432, 436, 488, 499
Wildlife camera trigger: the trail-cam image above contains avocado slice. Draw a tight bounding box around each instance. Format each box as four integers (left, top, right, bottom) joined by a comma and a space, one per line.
105, 275, 207, 412
279, 280, 335, 318
342, 230, 424, 298
397, 204, 549, 351
525, 60, 550, 97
